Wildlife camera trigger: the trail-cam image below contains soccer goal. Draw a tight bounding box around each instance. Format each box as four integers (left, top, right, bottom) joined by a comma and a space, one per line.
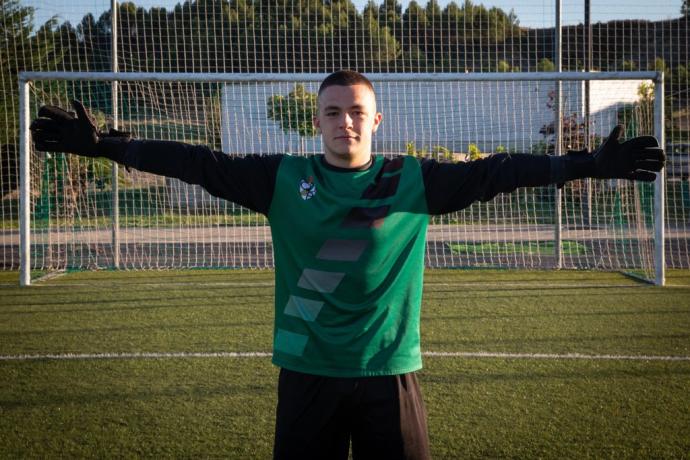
18, 71, 665, 286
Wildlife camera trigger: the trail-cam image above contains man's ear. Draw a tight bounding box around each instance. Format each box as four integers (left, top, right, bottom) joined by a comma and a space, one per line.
372, 112, 383, 133
313, 116, 320, 132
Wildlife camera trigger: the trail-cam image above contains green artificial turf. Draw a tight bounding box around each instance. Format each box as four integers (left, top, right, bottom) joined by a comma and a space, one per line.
1, 269, 689, 458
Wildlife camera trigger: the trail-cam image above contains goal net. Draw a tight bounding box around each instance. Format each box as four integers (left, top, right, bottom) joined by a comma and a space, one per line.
18, 72, 664, 285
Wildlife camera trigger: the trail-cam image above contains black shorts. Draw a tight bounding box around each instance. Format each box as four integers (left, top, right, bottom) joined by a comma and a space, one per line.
273, 368, 430, 460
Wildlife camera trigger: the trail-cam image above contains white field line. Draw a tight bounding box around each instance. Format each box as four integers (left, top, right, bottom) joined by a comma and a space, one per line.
26, 282, 653, 289
0, 352, 273, 361
1, 351, 689, 362
32, 270, 67, 283
423, 351, 690, 361
30, 281, 277, 287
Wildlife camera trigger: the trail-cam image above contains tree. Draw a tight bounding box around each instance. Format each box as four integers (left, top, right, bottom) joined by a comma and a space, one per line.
461, 0, 521, 44
267, 84, 318, 152
539, 90, 589, 153
401, 1, 428, 70
467, 143, 482, 161
378, 0, 402, 30
649, 57, 668, 74
682, 0, 689, 17
618, 82, 655, 138
1, 0, 60, 198
442, 1, 463, 24
362, 1, 401, 69
621, 59, 637, 71
496, 59, 511, 72
425, 0, 442, 18
1, 0, 58, 145
536, 57, 555, 72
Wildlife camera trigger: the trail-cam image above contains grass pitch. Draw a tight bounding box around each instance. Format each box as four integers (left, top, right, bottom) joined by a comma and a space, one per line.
1, 269, 689, 458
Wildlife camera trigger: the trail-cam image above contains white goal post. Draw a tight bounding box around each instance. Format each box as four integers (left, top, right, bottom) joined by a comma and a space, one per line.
18, 71, 665, 286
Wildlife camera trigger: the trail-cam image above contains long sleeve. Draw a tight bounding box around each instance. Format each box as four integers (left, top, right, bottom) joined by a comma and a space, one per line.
99, 138, 283, 215
421, 153, 553, 215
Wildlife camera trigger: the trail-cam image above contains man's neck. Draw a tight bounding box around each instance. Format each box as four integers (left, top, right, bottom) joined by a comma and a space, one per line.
323, 152, 373, 170
321, 155, 373, 172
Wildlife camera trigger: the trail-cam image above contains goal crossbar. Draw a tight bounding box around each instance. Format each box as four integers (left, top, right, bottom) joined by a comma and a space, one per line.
19, 71, 662, 84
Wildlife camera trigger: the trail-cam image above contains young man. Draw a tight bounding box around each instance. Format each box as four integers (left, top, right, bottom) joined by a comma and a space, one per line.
30, 70, 664, 459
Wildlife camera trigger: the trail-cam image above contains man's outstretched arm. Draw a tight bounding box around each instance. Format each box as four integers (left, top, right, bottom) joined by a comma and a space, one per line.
30, 101, 282, 215
422, 126, 665, 215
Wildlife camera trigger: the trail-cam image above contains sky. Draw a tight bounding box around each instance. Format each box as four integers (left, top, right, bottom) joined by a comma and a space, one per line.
29, 0, 683, 31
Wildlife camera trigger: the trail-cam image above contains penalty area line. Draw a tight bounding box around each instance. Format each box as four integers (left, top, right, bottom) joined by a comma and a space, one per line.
1, 351, 689, 362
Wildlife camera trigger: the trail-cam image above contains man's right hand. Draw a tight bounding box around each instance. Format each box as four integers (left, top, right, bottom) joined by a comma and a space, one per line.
30, 100, 101, 155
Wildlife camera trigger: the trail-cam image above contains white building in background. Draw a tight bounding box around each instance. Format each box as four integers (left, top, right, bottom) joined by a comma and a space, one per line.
220, 79, 647, 155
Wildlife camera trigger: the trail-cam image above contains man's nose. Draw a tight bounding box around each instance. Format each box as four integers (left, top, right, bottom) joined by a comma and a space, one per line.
340, 113, 353, 129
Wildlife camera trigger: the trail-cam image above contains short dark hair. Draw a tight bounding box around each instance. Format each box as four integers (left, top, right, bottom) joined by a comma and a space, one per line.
318, 70, 375, 96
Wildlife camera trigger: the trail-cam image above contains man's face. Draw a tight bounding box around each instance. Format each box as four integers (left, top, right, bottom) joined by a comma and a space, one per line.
314, 83, 382, 168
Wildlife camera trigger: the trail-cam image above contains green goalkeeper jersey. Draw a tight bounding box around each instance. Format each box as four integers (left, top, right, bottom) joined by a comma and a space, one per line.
268, 155, 429, 377
118, 139, 553, 377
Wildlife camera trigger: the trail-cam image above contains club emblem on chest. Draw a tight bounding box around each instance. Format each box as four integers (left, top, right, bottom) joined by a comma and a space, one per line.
299, 176, 316, 200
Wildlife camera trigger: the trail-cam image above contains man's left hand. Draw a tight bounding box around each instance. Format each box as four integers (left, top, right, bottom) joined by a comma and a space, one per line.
590, 125, 665, 181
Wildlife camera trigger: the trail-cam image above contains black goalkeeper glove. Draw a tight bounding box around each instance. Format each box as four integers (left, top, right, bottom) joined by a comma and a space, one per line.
590, 125, 664, 180
30, 100, 131, 159
553, 125, 665, 185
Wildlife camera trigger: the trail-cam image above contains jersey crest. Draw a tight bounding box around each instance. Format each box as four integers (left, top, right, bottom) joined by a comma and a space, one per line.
299, 176, 316, 200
